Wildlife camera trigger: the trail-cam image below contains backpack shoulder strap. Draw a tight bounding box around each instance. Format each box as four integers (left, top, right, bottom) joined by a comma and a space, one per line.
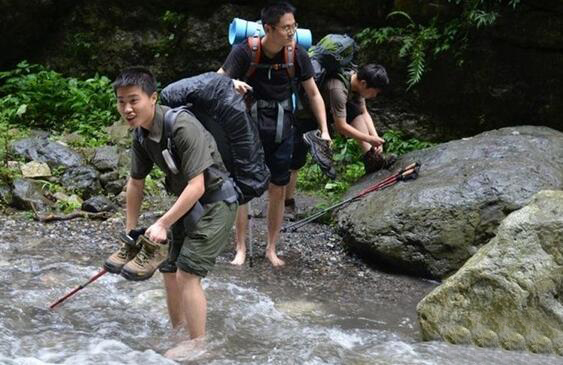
163, 106, 192, 157
284, 40, 296, 80
245, 36, 261, 79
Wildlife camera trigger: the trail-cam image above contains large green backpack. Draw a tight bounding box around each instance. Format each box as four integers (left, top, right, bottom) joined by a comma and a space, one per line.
297, 34, 358, 117
308, 33, 358, 88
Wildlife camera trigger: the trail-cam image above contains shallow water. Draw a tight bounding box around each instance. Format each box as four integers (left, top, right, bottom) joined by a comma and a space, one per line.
0, 217, 561, 365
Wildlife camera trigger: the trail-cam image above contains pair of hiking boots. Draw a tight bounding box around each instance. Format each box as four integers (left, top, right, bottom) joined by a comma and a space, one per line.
104, 230, 168, 281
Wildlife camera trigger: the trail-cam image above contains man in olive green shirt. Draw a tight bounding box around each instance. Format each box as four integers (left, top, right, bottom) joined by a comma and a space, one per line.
287, 64, 395, 215
110, 67, 237, 360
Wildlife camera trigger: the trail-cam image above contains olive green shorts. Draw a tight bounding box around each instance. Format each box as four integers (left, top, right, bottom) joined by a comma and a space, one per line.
159, 200, 237, 277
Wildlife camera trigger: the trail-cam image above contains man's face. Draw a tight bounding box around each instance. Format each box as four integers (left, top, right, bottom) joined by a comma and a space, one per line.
268, 12, 297, 47
358, 81, 381, 100
116, 86, 157, 129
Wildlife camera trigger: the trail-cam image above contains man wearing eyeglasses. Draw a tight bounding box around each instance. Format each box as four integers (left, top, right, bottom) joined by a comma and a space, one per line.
218, 2, 330, 267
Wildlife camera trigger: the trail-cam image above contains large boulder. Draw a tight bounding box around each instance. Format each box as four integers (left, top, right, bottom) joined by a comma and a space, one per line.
337, 126, 563, 279
416, 190, 563, 355
10, 137, 84, 168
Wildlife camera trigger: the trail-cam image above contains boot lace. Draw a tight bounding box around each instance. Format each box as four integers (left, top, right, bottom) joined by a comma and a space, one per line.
135, 244, 156, 265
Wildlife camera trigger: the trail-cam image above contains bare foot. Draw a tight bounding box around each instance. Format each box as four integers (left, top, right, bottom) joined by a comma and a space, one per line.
265, 250, 285, 267
164, 338, 206, 362
230, 250, 246, 266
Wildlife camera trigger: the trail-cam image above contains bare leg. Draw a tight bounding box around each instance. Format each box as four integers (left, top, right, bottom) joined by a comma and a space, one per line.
265, 183, 286, 267
162, 272, 185, 328
177, 270, 207, 339
286, 170, 298, 201
230, 204, 248, 265
164, 270, 207, 361
350, 114, 373, 153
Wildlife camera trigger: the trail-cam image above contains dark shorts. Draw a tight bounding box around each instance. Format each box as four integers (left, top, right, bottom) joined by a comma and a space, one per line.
257, 108, 295, 186
291, 117, 317, 170
159, 200, 237, 277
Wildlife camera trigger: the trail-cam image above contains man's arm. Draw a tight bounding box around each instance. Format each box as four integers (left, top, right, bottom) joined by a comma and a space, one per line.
126, 177, 145, 232
218, 68, 253, 95
301, 77, 331, 141
144, 173, 206, 243
333, 112, 384, 148
360, 103, 383, 153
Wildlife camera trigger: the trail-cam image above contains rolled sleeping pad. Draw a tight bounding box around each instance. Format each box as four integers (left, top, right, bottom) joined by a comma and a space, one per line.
228, 17, 312, 50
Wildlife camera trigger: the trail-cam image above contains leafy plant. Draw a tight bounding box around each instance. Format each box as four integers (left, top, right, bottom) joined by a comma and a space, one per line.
382, 129, 435, 155
298, 131, 433, 201
357, 0, 521, 88
56, 199, 82, 214
0, 61, 118, 146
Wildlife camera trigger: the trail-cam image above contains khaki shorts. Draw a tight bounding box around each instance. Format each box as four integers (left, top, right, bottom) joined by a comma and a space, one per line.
159, 200, 237, 277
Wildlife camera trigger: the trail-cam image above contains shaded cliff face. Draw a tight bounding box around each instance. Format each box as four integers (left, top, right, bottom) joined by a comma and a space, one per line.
0, 0, 561, 140
0, 0, 390, 84
362, 0, 563, 140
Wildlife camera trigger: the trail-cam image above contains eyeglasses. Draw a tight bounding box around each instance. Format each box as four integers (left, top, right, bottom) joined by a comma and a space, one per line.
273, 22, 298, 33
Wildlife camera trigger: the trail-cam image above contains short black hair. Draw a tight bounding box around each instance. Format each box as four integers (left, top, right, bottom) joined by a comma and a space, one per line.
112, 66, 157, 95
357, 64, 389, 90
261, 2, 296, 26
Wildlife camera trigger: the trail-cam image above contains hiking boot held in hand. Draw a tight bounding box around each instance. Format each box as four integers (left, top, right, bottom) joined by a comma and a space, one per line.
363, 149, 397, 174
103, 233, 143, 274
121, 235, 169, 281
303, 130, 336, 179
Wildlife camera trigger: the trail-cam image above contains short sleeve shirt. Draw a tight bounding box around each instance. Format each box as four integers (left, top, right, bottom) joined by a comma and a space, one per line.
130, 105, 226, 196
221, 41, 314, 101
322, 72, 365, 120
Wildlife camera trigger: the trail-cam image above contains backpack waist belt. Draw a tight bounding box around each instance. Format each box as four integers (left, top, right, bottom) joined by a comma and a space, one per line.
183, 178, 238, 229
251, 98, 293, 143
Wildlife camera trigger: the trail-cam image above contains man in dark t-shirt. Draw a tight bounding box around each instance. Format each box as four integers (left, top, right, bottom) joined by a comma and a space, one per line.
218, 2, 330, 267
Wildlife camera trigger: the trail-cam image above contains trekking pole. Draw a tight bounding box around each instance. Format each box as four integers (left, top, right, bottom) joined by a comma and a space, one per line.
282, 162, 420, 232
248, 201, 254, 267
49, 267, 108, 309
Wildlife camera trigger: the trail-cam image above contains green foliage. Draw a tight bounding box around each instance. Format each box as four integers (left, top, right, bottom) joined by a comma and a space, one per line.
0, 61, 118, 146
382, 130, 435, 155
297, 135, 366, 201
0, 165, 21, 184
55, 199, 82, 214
144, 168, 166, 195
298, 131, 433, 200
357, 0, 521, 88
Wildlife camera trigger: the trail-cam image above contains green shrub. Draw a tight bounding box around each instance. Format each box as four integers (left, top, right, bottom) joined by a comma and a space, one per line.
357, 0, 521, 88
382, 129, 434, 155
298, 131, 433, 201
0, 61, 118, 146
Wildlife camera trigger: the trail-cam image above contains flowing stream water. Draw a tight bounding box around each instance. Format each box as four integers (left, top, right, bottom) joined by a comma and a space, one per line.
0, 215, 560, 365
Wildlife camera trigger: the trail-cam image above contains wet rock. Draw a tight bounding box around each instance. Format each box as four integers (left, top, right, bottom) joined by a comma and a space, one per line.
11, 178, 52, 212
60, 165, 101, 199
99, 171, 120, 184
338, 126, 563, 279
416, 190, 563, 355
103, 180, 126, 196
10, 137, 84, 168
82, 196, 118, 213
91, 146, 120, 172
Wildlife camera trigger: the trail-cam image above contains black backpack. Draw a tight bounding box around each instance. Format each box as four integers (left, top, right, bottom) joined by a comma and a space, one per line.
308, 34, 358, 89
160, 72, 270, 204
298, 34, 358, 116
